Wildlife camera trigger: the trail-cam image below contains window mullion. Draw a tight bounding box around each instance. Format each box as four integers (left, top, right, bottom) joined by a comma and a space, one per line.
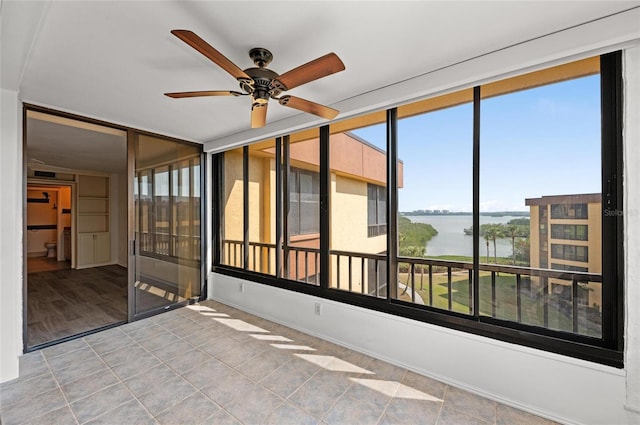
473, 86, 481, 319
319, 125, 330, 291
283, 136, 291, 278
243, 145, 249, 270
387, 108, 398, 301
275, 137, 283, 278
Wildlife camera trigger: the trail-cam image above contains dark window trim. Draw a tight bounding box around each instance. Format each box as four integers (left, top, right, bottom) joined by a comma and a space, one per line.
289, 166, 321, 237
211, 52, 624, 368
367, 183, 387, 237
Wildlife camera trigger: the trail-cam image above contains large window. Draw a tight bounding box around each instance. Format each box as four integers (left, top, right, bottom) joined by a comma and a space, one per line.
330, 118, 388, 298
213, 53, 623, 366
396, 90, 474, 312
480, 59, 603, 336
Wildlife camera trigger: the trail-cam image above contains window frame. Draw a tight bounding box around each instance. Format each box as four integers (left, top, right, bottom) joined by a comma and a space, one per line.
211, 52, 624, 367
367, 183, 387, 238
289, 166, 321, 237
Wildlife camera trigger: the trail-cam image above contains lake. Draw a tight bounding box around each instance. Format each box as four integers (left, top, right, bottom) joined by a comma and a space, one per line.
407, 215, 527, 258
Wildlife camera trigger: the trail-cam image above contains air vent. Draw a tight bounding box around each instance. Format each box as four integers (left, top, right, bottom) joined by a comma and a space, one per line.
34, 171, 56, 178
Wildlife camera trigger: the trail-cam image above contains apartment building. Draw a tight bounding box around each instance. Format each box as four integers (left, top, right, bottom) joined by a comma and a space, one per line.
527, 194, 602, 307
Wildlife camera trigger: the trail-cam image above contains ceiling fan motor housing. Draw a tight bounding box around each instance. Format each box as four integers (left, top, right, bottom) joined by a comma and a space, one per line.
241, 66, 281, 102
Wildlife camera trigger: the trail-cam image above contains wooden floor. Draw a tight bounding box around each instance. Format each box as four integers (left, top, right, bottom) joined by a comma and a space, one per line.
27, 263, 128, 347
27, 256, 72, 274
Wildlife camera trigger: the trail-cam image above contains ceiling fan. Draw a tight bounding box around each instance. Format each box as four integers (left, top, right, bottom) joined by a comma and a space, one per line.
165, 30, 346, 128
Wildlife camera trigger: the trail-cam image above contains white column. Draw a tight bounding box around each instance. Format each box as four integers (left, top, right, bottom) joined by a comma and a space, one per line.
0, 89, 23, 382
624, 45, 640, 424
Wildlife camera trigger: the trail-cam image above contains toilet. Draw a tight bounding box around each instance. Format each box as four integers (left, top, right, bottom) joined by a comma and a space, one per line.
45, 241, 57, 258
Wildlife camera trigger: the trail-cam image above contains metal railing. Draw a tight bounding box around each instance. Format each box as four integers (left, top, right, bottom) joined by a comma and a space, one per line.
219, 240, 602, 336
397, 256, 602, 335
138, 231, 200, 262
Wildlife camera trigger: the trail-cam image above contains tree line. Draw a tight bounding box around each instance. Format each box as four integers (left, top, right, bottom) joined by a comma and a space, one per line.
477, 218, 530, 265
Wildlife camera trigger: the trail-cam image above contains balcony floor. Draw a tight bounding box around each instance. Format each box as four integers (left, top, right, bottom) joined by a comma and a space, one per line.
0, 300, 558, 425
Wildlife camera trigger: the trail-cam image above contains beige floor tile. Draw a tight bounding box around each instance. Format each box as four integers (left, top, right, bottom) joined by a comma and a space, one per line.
444, 386, 497, 424
202, 408, 242, 425
384, 397, 442, 425
437, 404, 492, 425
266, 401, 320, 425
83, 399, 157, 425
52, 356, 109, 386
497, 403, 559, 425
123, 363, 179, 397
21, 406, 79, 425
0, 371, 58, 408
154, 392, 220, 425
69, 382, 133, 424
1, 301, 556, 425
136, 375, 197, 416
224, 384, 284, 424
46, 346, 101, 371
60, 368, 120, 403
323, 393, 385, 425
259, 361, 315, 398
199, 368, 254, 406
0, 387, 67, 425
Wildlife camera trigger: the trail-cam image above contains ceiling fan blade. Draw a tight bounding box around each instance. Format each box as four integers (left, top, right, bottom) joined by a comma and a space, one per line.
274, 53, 345, 91
251, 102, 268, 128
171, 30, 251, 81
278, 95, 339, 120
165, 90, 243, 98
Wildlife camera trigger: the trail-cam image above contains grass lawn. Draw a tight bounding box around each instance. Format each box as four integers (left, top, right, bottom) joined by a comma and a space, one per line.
397, 269, 601, 338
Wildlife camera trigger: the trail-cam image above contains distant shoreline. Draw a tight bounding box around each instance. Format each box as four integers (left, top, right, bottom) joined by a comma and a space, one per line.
401, 211, 530, 217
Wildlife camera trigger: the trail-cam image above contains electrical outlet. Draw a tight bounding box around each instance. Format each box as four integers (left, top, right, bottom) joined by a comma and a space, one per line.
314, 303, 321, 316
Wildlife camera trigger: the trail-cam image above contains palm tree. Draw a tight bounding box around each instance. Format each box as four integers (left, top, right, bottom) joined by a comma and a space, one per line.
505, 224, 518, 265
482, 224, 504, 264
483, 236, 490, 263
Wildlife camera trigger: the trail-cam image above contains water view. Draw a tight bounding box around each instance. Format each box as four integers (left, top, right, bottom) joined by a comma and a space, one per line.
406, 214, 527, 258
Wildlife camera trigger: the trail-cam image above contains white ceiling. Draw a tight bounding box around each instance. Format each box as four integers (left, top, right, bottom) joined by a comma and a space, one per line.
2, 1, 640, 161
26, 111, 127, 174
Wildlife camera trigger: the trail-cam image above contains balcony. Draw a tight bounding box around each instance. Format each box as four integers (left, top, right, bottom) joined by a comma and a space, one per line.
222, 240, 602, 338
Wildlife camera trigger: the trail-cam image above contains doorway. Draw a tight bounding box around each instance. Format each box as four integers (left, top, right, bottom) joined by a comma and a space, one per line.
24, 107, 205, 350
24, 109, 129, 349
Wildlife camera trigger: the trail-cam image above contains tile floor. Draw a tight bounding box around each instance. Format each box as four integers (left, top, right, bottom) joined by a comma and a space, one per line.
0, 300, 559, 425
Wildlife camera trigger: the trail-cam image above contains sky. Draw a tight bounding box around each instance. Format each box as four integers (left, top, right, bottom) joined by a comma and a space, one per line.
352, 75, 602, 213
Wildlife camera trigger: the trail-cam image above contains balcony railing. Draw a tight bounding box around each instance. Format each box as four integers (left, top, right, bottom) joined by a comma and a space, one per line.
137, 231, 200, 263
219, 240, 602, 337
222, 240, 320, 283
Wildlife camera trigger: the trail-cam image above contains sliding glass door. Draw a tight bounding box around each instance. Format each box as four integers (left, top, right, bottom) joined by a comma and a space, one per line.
130, 133, 203, 319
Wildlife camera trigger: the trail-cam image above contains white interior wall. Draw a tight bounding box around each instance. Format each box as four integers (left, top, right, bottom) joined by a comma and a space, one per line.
209, 273, 625, 425
0, 89, 23, 382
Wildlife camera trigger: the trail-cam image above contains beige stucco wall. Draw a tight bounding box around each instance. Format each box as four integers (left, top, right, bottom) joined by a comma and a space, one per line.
331, 173, 387, 292
223, 149, 244, 267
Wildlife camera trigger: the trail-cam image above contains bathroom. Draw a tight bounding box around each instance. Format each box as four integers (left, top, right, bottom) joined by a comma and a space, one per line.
26, 185, 72, 270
